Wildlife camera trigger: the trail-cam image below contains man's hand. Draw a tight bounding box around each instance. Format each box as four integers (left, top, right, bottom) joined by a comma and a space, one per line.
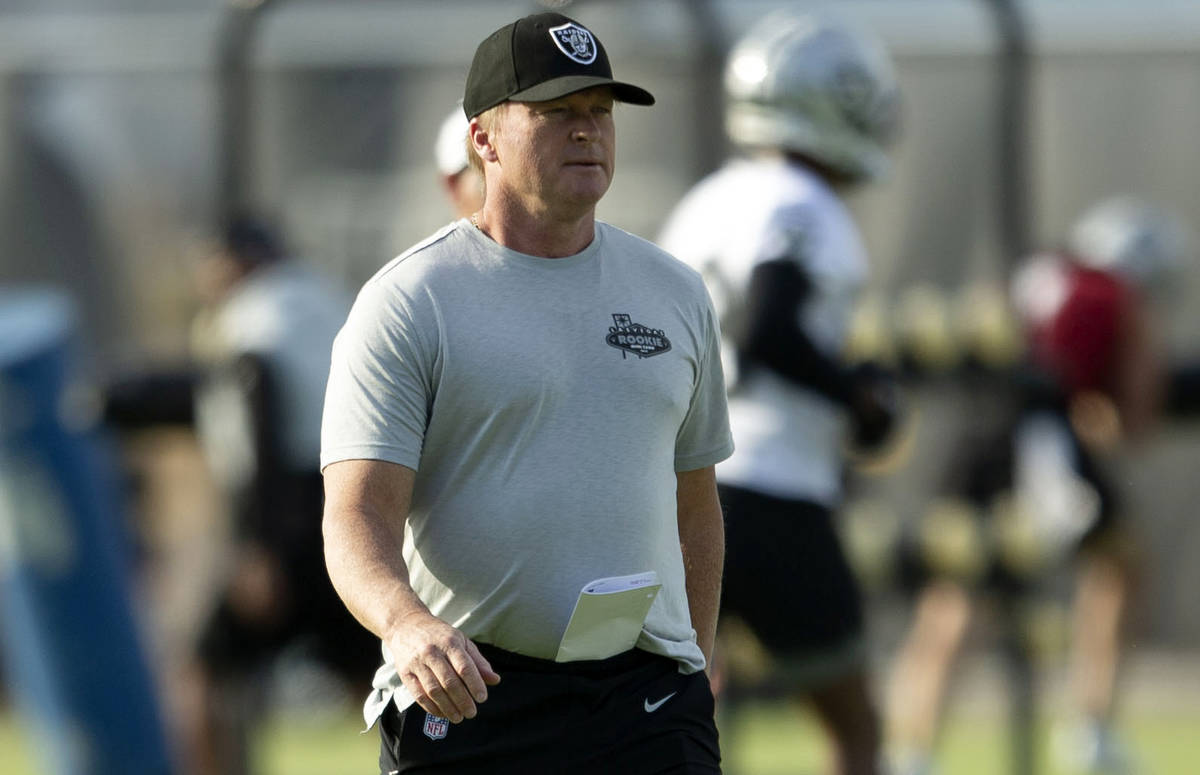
388, 611, 501, 723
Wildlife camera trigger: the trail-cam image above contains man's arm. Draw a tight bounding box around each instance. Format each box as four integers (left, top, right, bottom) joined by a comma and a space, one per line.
675, 465, 725, 671
742, 260, 898, 450
741, 259, 855, 404
1114, 292, 1165, 441
322, 459, 499, 722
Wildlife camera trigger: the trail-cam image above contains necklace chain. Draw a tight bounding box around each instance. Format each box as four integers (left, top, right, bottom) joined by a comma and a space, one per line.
471, 212, 481, 231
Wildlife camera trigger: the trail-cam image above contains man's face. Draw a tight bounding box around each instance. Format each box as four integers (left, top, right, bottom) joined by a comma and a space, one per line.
489, 86, 616, 216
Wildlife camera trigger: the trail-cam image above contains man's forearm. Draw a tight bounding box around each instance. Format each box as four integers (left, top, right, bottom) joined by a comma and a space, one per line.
680, 525, 723, 668
676, 466, 725, 669
323, 503, 429, 641
321, 460, 426, 641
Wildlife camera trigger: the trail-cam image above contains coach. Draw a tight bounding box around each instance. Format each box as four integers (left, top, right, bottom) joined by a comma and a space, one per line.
320, 12, 732, 774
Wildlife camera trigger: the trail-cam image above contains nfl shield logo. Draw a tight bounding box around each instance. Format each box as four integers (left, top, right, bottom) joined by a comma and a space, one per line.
422, 712, 450, 741
549, 22, 598, 64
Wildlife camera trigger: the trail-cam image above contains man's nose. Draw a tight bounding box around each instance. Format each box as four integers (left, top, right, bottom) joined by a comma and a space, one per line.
571, 112, 601, 142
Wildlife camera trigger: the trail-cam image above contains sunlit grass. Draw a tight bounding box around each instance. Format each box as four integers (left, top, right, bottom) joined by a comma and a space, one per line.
254, 710, 377, 774
721, 701, 1200, 775
2, 701, 1198, 775
0, 712, 36, 775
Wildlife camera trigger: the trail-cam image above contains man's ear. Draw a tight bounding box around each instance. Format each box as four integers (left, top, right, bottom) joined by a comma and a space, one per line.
469, 117, 499, 163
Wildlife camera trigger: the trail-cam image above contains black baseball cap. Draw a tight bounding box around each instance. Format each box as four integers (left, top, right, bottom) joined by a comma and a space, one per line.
463, 13, 655, 119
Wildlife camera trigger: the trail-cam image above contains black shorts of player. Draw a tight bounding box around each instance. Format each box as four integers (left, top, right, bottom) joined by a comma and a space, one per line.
378, 644, 720, 775
718, 484, 865, 659
197, 472, 379, 687
895, 404, 1122, 600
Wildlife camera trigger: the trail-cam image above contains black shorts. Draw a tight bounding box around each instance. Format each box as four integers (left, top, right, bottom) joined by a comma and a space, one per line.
379, 645, 720, 775
195, 552, 379, 686
197, 474, 379, 686
718, 484, 865, 661
895, 405, 1121, 598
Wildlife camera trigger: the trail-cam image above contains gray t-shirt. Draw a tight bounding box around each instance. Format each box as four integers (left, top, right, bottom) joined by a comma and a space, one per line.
322, 219, 733, 676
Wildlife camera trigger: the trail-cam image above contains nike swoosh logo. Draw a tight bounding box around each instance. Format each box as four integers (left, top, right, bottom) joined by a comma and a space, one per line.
644, 692, 677, 713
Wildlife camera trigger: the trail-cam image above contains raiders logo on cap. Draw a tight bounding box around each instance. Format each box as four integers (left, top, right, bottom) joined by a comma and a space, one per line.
549, 22, 598, 65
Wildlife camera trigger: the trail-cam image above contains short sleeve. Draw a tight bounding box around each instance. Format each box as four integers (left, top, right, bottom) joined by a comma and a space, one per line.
320, 280, 436, 471
674, 291, 734, 472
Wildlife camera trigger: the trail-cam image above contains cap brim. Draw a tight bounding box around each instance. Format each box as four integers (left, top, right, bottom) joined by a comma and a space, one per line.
509, 75, 655, 106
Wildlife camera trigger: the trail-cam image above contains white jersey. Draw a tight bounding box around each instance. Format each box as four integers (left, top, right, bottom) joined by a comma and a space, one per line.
658, 157, 868, 505
194, 261, 350, 485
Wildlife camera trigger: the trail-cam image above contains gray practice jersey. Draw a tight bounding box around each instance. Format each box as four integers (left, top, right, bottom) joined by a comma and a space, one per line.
322, 220, 733, 678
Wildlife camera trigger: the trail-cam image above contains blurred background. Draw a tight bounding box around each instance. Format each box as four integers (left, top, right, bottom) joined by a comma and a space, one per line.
1, 0, 1198, 773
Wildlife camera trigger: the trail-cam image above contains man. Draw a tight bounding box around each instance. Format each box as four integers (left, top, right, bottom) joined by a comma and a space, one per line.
658, 12, 901, 775
104, 214, 377, 775
185, 216, 382, 774
433, 104, 484, 219
887, 196, 1188, 775
321, 13, 732, 775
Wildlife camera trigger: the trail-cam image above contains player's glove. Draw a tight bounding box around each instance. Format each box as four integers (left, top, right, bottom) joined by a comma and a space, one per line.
847, 361, 902, 452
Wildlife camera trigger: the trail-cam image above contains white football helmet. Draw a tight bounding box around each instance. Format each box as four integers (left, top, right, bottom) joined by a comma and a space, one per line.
1068, 196, 1190, 292
724, 11, 901, 181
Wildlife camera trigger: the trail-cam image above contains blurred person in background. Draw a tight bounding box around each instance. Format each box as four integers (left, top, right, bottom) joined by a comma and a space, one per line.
658, 12, 903, 775
886, 196, 1191, 775
105, 214, 378, 775
434, 103, 485, 219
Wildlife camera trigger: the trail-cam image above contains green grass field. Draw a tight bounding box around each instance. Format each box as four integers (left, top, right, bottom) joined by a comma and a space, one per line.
723, 702, 1200, 775
3, 700, 1198, 775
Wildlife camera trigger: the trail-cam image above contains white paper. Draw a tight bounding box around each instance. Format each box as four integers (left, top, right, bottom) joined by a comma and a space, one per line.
555, 571, 660, 662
